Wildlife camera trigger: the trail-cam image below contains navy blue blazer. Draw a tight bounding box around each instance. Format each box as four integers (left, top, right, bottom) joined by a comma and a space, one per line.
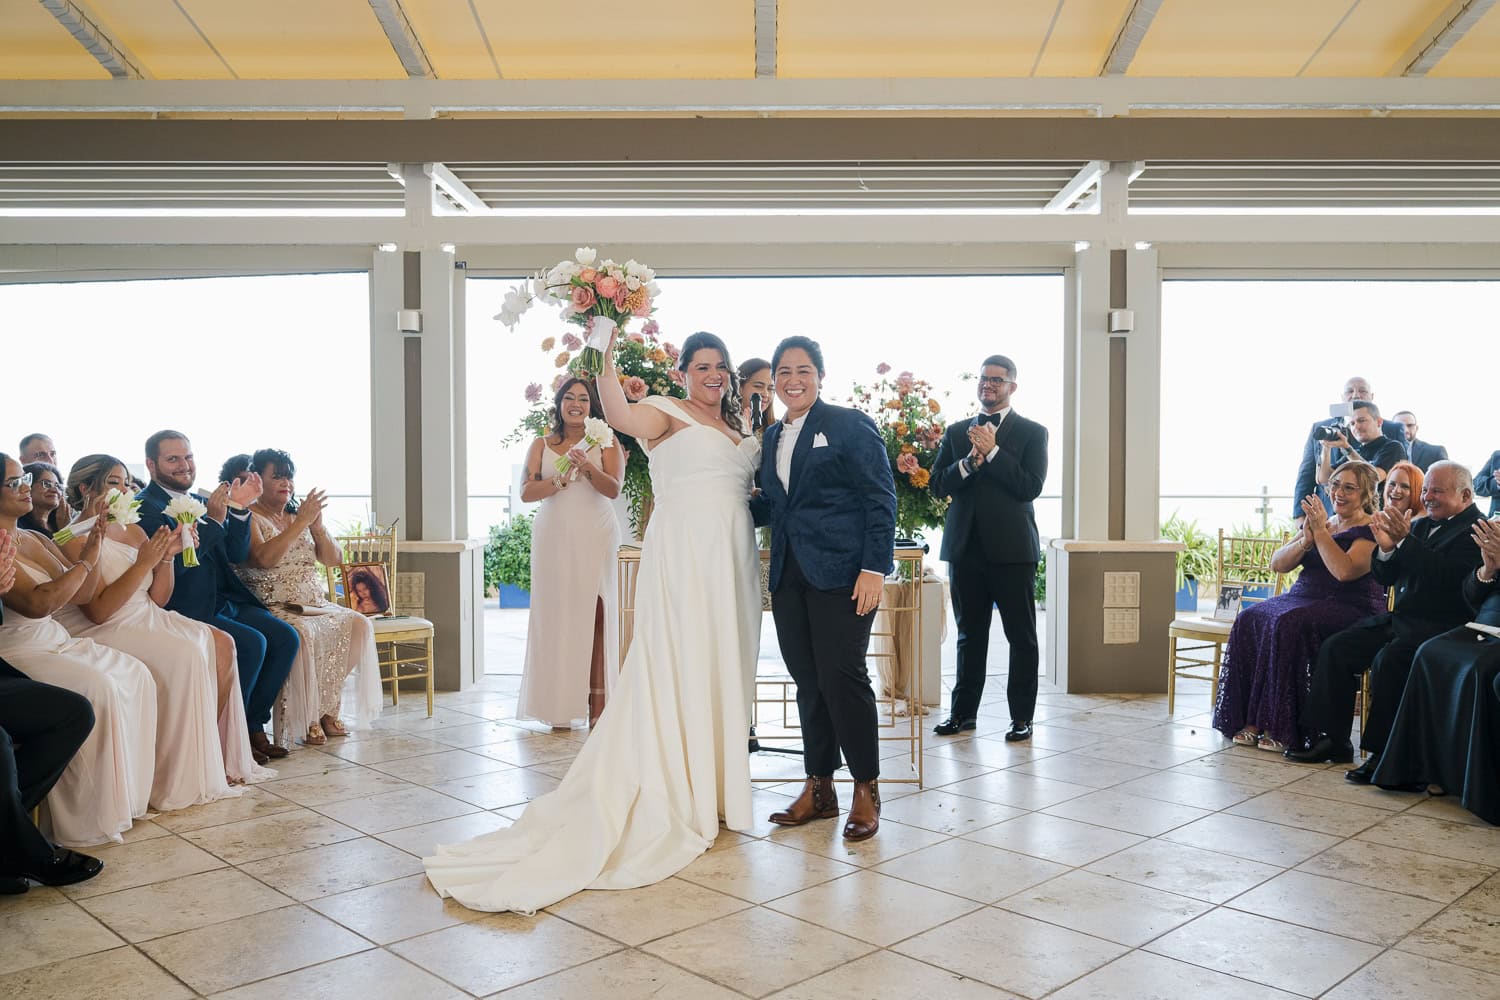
135, 481, 263, 621
752, 399, 897, 592
1408, 439, 1448, 472
1293, 416, 1408, 517
1476, 450, 1500, 517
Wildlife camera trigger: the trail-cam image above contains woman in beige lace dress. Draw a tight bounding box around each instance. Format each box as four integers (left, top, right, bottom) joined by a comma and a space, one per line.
228, 450, 380, 747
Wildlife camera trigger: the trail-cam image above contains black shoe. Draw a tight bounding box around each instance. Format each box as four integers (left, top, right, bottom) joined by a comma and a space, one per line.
1004, 721, 1033, 743
933, 717, 977, 736
0, 876, 28, 895
12, 848, 103, 888
1345, 755, 1380, 785
1284, 735, 1354, 764
748, 726, 761, 754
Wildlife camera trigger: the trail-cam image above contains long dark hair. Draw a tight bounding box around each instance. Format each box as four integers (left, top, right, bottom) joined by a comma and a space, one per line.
65, 454, 129, 511
678, 331, 741, 429
548, 377, 604, 439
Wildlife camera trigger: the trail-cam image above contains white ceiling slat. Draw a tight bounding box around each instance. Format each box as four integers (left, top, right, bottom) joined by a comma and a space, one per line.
1043, 160, 1106, 213
1101, 0, 1166, 76
754, 0, 777, 79
366, 0, 437, 79
38, 0, 149, 80
1396, 0, 1498, 76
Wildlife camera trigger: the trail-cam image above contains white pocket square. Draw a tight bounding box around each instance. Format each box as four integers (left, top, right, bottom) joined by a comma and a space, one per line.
812, 433, 829, 448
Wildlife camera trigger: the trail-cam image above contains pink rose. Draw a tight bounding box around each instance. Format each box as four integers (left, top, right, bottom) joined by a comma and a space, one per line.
663, 342, 680, 361
561, 332, 582, 351
524, 382, 543, 403
595, 275, 621, 299
569, 285, 596, 312
623, 376, 648, 401
668, 369, 686, 386
627, 332, 646, 344
632, 299, 652, 318
613, 285, 631, 310
876, 362, 891, 375
897, 453, 919, 475
896, 371, 915, 394
578, 267, 598, 283
641, 319, 660, 338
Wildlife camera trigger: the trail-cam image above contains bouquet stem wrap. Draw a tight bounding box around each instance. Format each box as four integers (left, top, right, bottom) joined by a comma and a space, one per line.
578, 315, 616, 377
162, 495, 208, 569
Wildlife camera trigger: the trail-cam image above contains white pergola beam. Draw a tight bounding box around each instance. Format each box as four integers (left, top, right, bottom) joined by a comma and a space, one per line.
429, 162, 487, 212
1400, 0, 1496, 76
754, 0, 777, 78
1101, 0, 1165, 76
5, 77, 1500, 115
1044, 160, 1106, 213
367, 0, 436, 79
38, 0, 147, 80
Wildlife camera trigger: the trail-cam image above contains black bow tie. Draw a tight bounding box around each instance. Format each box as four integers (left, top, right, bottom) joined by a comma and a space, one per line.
976, 413, 1002, 427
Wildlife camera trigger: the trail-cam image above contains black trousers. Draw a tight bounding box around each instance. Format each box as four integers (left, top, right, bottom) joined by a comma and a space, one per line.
771, 550, 880, 782
1303, 615, 1435, 754
0, 667, 95, 872
949, 558, 1039, 723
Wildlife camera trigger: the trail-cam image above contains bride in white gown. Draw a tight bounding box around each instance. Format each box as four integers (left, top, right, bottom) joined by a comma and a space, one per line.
425, 331, 762, 914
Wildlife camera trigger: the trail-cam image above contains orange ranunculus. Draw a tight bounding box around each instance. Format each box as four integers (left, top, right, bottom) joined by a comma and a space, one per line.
895, 422, 909, 437
909, 467, 930, 488
540, 336, 556, 351
900, 443, 916, 455
649, 348, 669, 364
884, 399, 901, 410
927, 398, 941, 414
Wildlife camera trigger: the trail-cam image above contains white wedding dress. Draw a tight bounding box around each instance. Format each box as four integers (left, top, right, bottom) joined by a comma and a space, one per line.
425, 396, 762, 913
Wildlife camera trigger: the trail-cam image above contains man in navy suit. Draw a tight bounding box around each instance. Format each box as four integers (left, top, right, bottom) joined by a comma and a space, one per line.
1, 527, 102, 894
930, 355, 1048, 742
1476, 449, 1500, 517
1392, 411, 1448, 472
1293, 376, 1407, 521
135, 430, 297, 764
753, 336, 896, 841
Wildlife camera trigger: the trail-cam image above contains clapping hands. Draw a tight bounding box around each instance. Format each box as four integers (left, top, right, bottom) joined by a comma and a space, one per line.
967, 422, 997, 460
1370, 505, 1413, 552
1299, 495, 1328, 536
1473, 518, 1500, 579
0, 528, 16, 595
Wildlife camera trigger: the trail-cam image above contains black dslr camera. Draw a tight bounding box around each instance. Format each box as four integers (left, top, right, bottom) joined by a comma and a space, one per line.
1312, 403, 1355, 442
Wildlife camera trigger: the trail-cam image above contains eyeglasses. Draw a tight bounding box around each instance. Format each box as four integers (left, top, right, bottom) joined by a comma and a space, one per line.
37, 479, 61, 491
977, 376, 1015, 386
3, 473, 34, 491
1327, 482, 1362, 496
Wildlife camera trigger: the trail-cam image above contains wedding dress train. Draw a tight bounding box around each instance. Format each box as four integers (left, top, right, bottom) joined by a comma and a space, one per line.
424, 396, 762, 913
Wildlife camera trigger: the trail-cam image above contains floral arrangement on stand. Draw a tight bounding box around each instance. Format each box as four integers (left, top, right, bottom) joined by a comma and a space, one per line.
504, 313, 685, 539
851, 364, 950, 544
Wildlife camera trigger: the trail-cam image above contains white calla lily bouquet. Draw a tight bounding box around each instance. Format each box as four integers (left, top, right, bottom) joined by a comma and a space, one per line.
53, 488, 144, 545
555, 416, 615, 478
162, 495, 208, 567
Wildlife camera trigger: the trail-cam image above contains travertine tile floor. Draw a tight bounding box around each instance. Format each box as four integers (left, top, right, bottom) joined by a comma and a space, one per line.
5, 671, 1500, 999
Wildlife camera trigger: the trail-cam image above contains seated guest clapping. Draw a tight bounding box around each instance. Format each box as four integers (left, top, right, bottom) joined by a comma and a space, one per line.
228, 450, 379, 745
1, 527, 104, 894
1372, 517, 1500, 822
1289, 461, 1484, 775
0, 455, 156, 846
1382, 460, 1423, 518
1214, 463, 1387, 752
54, 455, 270, 802
18, 462, 68, 534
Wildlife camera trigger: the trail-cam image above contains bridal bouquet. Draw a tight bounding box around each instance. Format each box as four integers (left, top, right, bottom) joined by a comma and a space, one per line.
852, 365, 950, 541
495, 247, 660, 376
162, 495, 208, 567
554, 416, 615, 477
53, 488, 143, 544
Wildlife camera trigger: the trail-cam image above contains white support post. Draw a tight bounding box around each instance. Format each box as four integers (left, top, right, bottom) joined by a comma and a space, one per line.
368, 248, 407, 531
1069, 243, 1112, 541
1123, 244, 1162, 541
418, 247, 459, 541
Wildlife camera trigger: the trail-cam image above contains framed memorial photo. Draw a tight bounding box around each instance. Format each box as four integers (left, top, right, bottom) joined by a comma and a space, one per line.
1213, 584, 1243, 621
340, 563, 392, 616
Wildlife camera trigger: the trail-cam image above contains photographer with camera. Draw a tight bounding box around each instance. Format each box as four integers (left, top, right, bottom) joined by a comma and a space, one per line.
1314, 401, 1405, 493
1293, 377, 1408, 523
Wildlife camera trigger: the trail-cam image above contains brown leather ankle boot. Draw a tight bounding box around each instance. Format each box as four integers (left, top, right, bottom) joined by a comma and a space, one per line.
843, 780, 881, 841
769, 775, 839, 826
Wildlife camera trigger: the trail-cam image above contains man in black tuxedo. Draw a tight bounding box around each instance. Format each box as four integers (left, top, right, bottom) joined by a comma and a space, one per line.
1372, 516, 1500, 822
135, 430, 296, 764
1392, 411, 1448, 472
1293, 376, 1407, 521
930, 355, 1049, 742
1289, 462, 1484, 774
0, 528, 102, 894
754, 336, 897, 841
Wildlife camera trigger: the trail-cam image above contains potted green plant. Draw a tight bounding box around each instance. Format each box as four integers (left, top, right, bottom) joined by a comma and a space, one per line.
486, 515, 533, 608
1161, 512, 1217, 612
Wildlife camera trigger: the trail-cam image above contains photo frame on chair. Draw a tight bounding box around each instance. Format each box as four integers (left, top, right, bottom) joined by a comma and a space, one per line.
1212, 584, 1244, 621
339, 563, 392, 616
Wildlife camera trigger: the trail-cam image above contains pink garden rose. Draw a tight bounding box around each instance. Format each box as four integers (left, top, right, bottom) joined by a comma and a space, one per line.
641, 319, 660, 338
876, 362, 891, 375
613, 285, 631, 310
569, 285, 596, 312
595, 274, 621, 299
579, 267, 598, 283
561, 332, 582, 351
524, 382, 543, 403
668, 369, 686, 386
896, 371, 915, 394
663, 342, 681, 361
896, 453, 920, 475
623, 376, 649, 401
627, 332, 646, 344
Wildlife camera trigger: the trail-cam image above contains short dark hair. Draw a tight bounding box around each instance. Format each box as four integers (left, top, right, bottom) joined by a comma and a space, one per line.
252, 448, 295, 481
23, 461, 61, 485
772, 336, 825, 377
219, 453, 253, 485
18, 433, 50, 454
1351, 399, 1382, 420
1392, 410, 1415, 421
982, 355, 1017, 378
145, 429, 188, 462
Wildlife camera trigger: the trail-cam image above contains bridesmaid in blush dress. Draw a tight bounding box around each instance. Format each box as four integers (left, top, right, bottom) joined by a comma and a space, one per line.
515, 376, 623, 730
1213, 462, 1388, 753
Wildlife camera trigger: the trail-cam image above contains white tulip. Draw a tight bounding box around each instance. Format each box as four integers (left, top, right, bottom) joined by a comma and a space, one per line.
625, 275, 642, 291
575, 246, 597, 265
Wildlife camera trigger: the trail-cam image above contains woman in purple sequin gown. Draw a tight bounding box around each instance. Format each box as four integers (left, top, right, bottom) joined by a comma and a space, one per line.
1214, 463, 1388, 751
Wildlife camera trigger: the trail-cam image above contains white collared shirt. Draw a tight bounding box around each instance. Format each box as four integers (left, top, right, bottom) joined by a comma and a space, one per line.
776, 411, 806, 493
